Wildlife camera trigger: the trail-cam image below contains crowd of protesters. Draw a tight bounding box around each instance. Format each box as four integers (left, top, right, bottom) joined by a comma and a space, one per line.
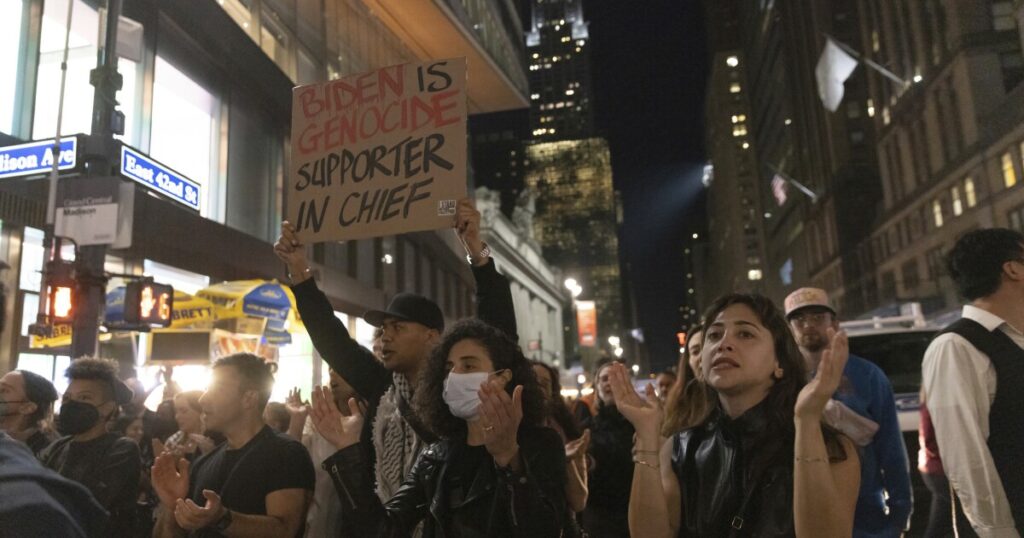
1, 208, 1023, 537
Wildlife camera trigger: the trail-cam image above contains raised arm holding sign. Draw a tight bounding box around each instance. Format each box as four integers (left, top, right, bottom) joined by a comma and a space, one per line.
289, 59, 468, 243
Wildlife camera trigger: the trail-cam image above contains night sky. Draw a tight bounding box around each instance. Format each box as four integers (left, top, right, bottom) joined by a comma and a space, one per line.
582, 0, 709, 371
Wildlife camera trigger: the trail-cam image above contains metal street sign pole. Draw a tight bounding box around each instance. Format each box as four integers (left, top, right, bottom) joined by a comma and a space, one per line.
71, 0, 124, 358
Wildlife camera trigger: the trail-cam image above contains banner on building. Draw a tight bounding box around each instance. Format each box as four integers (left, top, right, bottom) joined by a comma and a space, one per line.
289, 58, 468, 243
576, 300, 598, 347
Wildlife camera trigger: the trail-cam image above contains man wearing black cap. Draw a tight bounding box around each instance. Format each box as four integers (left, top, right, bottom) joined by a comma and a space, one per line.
0, 369, 59, 455
39, 357, 142, 536
274, 198, 518, 509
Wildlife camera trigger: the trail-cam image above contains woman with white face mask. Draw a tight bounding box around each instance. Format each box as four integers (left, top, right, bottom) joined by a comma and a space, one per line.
310, 318, 567, 537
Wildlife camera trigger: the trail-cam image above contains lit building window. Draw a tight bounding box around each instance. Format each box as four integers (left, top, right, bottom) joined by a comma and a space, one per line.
561, 36, 571, 42
732, 125, 748, 137
726, 56, 739, 67
784, 118, 792, 125
965, 177, 977, 207
566, 89, 575, 95
867, 98, 875, 117
951, 186, 963, 216
1003, 152, 1017, 188
741, 142, 750, 149
533, 53, 539, 59
747, 269, 763, 281
729, 83, 742, 93
151, 55, 218, 217
882, 106, 891, 125
933, 199, 944, 228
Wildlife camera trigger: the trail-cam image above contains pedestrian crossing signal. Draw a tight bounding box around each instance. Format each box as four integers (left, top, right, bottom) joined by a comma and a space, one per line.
45, 260, 76, 324
124, 281, 173, 327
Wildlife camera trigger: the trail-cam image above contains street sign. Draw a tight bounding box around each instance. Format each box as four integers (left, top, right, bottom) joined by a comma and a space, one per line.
119, 145, 201, 211
0, 137, 78, 179
55, 176, 133, 248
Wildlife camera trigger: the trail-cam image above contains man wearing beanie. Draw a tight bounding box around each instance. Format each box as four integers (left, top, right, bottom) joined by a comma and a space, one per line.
0, 369, 59, 456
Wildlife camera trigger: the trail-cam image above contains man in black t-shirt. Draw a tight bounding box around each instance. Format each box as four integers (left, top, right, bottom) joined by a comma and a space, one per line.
38, 357, 141, 537
152, 353, 315, 537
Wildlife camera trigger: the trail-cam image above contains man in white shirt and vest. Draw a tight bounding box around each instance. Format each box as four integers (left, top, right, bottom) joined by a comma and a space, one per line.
923, 228, 1024, 537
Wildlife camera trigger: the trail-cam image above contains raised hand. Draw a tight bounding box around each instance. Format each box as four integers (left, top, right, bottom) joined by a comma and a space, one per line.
309, 386, 364, 449
274, 221, 310, 280
608, 363, 663, 441
478, 382, 523, 468
151, 443, 190, 508
565, 428, 591, 462
454, 199, 486, 262
174, 489, 225, 531
285, 387, 309, 420
795, 329, 850, 420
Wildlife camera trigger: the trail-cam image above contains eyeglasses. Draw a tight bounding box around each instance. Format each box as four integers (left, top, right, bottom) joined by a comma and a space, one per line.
789, 311, 831, 326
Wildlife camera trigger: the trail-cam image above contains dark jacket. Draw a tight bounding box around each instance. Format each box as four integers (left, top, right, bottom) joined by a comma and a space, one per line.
672, 401, 795, 538
582, 403, 635, 513
291, 258, 519, 464
326, 426, 567, 537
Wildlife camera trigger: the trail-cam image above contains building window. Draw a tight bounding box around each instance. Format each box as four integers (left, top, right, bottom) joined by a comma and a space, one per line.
150, 55, 220, 219
747, 269, 763, 281
1003, 152, 1017, 188
880, 271, 897, 299
1009, 204, 1024, 233
925, 246, 945, 281
0, 0, 25, 134
729, 83, 741, 93
33, 0, 141, 143
992, 1, 1016, 31
902, 259, 920, 290
932, 199, 944, 228
732, 125, 747, 137
965, 177, 977, 207
726, 55, 739, 67
951, 186, 963, 216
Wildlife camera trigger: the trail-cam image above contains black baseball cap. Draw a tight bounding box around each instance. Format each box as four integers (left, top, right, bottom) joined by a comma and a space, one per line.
364, 293, 444, 332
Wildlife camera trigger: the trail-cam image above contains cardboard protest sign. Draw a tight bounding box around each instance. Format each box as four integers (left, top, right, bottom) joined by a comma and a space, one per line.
289, 58, 468, 242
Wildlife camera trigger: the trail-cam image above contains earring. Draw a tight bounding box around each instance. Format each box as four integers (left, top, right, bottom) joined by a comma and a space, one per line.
774, 367, 784, 379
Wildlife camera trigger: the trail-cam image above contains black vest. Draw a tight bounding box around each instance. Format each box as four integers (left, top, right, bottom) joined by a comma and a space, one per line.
939, 318, 1024, 530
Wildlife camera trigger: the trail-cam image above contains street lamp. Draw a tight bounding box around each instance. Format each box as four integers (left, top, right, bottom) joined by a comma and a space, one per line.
564, 278, 582, 298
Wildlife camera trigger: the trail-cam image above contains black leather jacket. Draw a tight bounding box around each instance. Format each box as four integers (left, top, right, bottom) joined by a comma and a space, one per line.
672, 401, 796, 538
326, 426, 567, 537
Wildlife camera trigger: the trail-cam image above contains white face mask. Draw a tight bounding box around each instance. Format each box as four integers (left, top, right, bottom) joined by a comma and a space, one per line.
442, 372, 490, 420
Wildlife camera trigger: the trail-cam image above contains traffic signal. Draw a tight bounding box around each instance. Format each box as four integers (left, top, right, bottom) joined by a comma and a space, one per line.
124, 280, 173, 327
45, 260, 76, 324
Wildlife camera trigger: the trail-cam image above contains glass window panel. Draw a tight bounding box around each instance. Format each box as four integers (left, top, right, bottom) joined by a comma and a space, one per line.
150, 55, 216, 215
20, 292, 38, 336
0, 0, 25, 134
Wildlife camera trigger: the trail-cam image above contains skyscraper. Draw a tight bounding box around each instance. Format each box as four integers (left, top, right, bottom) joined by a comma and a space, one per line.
521, 0, 621, 364
525, 0, 596, 140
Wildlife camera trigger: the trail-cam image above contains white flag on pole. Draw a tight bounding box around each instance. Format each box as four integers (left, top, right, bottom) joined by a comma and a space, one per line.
771, 174, 789, 207
815, 37, 858, 112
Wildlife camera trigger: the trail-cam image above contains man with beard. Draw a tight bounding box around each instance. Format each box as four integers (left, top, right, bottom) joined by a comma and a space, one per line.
151, 353, 315, 538
785, 287, 912, 538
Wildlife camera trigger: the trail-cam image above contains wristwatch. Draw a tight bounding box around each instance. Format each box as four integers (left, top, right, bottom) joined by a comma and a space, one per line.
467, 243, 491, 264
211, 508, 233, 532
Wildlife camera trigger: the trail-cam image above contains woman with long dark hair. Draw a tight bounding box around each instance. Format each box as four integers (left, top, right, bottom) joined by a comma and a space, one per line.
313, 319, 567, 537
532, 360, 590, 535
612, 293, 860, 537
